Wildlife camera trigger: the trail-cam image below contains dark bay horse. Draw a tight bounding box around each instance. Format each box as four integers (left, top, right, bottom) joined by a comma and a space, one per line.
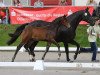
7, 7, 95, 62
10, 15, 70, 62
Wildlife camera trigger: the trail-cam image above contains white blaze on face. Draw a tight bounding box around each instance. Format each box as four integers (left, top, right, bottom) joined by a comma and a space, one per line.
84, 13, 88, 16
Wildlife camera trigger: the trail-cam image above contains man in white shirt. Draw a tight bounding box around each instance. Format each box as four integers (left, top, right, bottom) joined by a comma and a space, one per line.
34, 0, 44, 8
0, 0, 5, 7
80, 19, 100, 62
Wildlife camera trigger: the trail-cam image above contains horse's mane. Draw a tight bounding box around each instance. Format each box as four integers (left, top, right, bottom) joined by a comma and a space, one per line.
52, 16, 63, 23
67, 10, 84, 22
29, 16, 63, 29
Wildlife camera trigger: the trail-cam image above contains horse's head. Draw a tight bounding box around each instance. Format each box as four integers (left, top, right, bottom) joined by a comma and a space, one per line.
61, 15, 71, 28
82, 7, 95, 26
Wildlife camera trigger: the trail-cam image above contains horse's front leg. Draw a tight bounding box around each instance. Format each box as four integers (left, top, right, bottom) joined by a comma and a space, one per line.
63, 42, 70, 62
51, 39, 61, 60
70, 40, 80, 60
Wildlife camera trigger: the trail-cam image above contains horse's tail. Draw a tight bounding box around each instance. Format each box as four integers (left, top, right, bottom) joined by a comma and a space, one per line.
7, 23, 29, 45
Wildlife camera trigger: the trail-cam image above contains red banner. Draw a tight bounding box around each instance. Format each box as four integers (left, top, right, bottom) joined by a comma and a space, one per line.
9, 6, 94, 24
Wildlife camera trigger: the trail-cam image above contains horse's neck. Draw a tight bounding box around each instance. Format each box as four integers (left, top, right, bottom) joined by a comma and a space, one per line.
68, 12, 83, 31
72, 18, 81, 31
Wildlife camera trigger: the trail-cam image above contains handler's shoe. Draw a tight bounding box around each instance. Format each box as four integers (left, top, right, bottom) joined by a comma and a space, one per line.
92, 60, 99, 62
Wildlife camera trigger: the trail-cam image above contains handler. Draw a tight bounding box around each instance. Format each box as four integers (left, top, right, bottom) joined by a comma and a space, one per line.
80, 19, 100, 62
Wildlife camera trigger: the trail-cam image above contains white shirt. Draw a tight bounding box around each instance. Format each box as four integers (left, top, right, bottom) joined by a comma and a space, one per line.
94, 25, 100, 38
87, 25, 100, 42
87, 26, 96, 42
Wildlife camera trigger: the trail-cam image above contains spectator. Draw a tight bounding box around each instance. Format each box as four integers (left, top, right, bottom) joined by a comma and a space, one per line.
95, 2, 100, 18
80, 19, 100, 62
0, 8, 6, 24
86, 0, 97, 6
13, 0, 22, 7
34, 0, 44, 8
92, 2, 100, 19
59, 0, 68, 6
0, 0, 5, 7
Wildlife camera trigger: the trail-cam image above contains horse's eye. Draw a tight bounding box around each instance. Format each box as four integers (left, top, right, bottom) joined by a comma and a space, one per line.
84, 13, 87, 16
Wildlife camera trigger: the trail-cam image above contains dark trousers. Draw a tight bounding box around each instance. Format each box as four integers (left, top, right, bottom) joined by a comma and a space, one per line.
80, 42, 98, 60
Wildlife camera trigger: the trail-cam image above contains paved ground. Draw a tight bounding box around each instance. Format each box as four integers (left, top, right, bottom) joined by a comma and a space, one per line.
0, 51, 100, 75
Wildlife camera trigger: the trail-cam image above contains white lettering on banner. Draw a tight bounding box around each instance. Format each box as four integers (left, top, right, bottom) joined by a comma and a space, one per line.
35, 14, 64, 18
17, 17, 31, 22
9, 6, 94, 24
53, 14, 64, 17
36, 14, 47, 17
19, 13, 34, 17
46, 14, 52, 17
67, 9, 73, 16
11, 10, 16, 16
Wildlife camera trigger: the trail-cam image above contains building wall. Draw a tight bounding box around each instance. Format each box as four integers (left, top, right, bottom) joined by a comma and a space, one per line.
2, 0, 99, 6
3, 0, 29, 6
30, 0, 72, 6
20, 0, 29, 6
3, 0, 12, 6
75, 0, 99, 6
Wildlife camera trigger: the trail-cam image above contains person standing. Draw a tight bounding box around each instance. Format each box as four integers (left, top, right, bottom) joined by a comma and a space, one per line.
13, 0, 22, 7
92, 2, 100, 18
34, 0, 44, 8
0, 0, 5, 7
86, 0, 97, 6
80, 19, 100, 62
0, 8, 6, 24
95, 2, 100, 18
59, 0, 68, 6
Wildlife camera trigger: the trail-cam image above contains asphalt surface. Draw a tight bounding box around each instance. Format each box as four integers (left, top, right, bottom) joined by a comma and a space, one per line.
0, 51, 100, 75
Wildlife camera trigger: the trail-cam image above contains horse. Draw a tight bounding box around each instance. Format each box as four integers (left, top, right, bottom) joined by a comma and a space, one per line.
7, 7, 95, 62
10, 15, 70, 62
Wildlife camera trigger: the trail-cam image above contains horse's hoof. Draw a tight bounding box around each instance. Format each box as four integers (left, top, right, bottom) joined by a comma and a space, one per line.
74, 55, 77, 60
29, 58, 35, 62
69, 60, 74, 63
78, 51, 81, 54
11, 58, 14, 62
67, 59, 73, 63
67, 59, 70, 62
42, 57, 44, 60
58, 57, 60, 60
11, 60, 14, 62
29, 60, 32, 62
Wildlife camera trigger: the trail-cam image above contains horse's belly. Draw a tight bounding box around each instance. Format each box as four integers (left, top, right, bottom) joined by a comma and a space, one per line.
32, 32, 46, 40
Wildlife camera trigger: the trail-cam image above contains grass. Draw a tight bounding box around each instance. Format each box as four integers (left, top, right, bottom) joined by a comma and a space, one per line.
0, 24, 100, 47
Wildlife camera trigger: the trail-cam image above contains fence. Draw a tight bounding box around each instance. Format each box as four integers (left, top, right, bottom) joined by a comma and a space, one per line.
0, 60, 100, 70
0, 46, 100, 52
0, 46, 100, 70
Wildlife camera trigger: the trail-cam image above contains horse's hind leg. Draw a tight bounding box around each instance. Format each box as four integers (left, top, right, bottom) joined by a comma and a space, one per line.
24, 43, 32, 61
12, 42, 24, 62
51, 39, 61, 60
24, 40, 38, 62
42, 42, 51, 60
29, 41, 38, 61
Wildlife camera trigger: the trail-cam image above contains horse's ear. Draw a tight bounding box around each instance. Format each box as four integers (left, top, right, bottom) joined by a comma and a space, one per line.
85, 7, 89, 11
63, 15, 66, 18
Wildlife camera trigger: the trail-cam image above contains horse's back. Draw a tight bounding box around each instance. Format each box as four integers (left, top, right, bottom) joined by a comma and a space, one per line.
28, 20, 51, 27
